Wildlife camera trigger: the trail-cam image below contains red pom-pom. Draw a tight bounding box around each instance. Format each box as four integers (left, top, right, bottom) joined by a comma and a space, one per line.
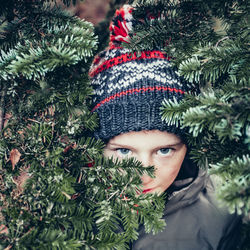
109, 5, 134, 47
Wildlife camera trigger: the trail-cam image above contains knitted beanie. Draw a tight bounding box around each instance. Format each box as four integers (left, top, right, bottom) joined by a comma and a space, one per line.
89, 5, 196, 141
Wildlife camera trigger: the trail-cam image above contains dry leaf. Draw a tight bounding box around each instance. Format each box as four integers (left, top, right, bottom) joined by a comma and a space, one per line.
10, 149, 21, 170
0, 224, 8, 235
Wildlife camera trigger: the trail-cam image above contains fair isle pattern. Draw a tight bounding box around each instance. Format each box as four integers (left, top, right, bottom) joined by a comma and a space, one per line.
92, 58, 184, 97
91, 56, 190, 111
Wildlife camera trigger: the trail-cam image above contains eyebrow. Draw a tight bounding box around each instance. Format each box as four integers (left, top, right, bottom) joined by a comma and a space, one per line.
107, 142, 183, 148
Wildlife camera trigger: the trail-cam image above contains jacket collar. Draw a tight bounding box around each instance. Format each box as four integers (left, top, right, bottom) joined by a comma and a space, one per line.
164, 169, 208, 215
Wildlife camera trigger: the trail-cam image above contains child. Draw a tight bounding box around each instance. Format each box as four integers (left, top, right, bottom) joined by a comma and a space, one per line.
89, 5, 241, 250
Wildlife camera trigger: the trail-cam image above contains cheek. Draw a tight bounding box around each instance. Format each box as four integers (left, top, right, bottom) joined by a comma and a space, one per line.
155, 152, 186, 186
157, 163, 181, 182
154, 164, 181, 192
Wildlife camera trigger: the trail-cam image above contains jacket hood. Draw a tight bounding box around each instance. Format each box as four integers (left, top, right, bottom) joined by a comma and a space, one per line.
164, 167, 208, 215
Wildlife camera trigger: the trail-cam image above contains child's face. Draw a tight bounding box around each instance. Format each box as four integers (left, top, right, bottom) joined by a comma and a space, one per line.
104, 130, 187, 194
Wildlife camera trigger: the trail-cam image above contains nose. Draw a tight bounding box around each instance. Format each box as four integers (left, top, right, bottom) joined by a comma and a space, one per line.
138, 154, 154, 185
138, 153, 153, 167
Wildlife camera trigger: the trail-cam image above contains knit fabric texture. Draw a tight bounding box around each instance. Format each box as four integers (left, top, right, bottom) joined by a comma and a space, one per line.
89, 5, 196, 141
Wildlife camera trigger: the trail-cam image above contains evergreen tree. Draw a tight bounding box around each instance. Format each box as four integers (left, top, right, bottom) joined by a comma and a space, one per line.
125, 0, 249, 247
0, 0, 165, 249
1, 0, 249, 249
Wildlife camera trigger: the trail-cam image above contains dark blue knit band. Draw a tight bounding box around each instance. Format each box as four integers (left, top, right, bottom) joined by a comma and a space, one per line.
93, 86, 186, 141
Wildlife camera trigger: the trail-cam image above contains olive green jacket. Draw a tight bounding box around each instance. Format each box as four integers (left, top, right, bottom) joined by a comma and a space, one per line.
132, 169, 241, 250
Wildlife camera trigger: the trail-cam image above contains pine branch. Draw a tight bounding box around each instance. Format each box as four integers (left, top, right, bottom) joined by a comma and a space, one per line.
210, 155, 250, 215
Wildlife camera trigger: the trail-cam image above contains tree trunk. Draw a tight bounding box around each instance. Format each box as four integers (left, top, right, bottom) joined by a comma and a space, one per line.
0, 83, 7, 132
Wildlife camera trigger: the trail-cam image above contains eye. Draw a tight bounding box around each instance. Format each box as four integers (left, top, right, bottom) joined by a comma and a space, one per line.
157, 148, 173, 156
116, 148, 132, 158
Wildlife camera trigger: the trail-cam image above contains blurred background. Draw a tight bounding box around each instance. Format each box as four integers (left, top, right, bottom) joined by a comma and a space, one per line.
66, 0, 110, 25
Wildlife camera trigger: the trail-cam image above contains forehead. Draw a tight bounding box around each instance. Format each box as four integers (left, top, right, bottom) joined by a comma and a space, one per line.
107, 130, 182, 147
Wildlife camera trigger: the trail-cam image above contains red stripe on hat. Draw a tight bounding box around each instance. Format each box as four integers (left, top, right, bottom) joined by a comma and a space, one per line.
92, 86, 184, 111
89, 50, 170, 77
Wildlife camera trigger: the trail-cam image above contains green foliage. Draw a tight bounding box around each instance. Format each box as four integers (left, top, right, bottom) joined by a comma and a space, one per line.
0, 0, 166, 249
179, 34, 249, 86
0, 8, 97, 80
126, 0, 219, 63
161, 84, 249, 213
210, 155, 250, 215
